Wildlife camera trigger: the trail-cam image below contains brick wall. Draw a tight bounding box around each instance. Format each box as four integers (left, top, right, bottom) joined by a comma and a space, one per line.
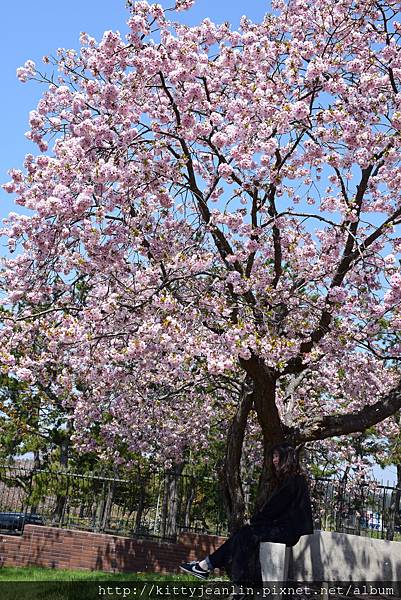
0, 525, 226, 574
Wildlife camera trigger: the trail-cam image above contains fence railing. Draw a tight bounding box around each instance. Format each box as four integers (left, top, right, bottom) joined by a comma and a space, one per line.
0, 465, 227, 539
310, 477, 401, 541
0, 464, 400, 542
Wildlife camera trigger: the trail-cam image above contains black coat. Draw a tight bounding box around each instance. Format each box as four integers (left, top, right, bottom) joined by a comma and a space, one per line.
250, 473, 314, 538
226, 474, 314, 585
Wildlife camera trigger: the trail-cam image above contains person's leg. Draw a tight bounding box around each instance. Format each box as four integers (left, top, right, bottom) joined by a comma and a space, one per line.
229, 525, 260, 585
207, 535, 234, 569
180, 524, 261, 580
180, 525, 250, 578
198, 557, 212, 571
180, 533, 236, 578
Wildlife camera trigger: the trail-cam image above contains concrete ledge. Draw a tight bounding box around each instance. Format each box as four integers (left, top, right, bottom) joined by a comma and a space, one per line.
260, 542, 290, 581
261, 531, 401, 582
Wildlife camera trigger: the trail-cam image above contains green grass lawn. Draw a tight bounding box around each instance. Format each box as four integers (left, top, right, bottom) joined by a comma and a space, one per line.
0, 566, 188, 581
0, 567, 217, 599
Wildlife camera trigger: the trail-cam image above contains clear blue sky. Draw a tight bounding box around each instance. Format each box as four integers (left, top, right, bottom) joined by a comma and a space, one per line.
0, 0, 398, 485
0, 0, 268, 219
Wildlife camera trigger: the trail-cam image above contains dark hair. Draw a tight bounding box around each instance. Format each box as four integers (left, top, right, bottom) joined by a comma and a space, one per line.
269, 442, 303, 490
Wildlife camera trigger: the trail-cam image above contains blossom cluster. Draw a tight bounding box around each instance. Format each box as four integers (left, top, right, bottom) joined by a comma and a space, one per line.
2, 0, 401, 466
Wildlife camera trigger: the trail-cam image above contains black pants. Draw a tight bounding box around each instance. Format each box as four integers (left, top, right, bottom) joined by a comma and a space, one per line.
208, 523, 299, 584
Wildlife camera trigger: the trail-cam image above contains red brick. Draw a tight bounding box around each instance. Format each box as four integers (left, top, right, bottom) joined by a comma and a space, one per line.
0, 525, 227, 574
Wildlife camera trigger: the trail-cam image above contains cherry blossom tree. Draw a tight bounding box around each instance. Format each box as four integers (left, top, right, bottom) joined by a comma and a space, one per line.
3, 0, 401, 529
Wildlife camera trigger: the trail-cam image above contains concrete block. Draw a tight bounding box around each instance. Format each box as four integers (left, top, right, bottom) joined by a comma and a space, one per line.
260, 531, 401, 582
260, 541, 290, 581
290, 530, 401, 581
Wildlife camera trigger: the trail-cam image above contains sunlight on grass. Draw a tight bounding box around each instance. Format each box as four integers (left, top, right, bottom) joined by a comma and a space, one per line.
0, 566, 194, 581
0, 568, 228, 600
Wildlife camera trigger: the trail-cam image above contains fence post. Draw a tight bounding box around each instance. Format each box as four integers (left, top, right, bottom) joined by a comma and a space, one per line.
100, 480, 114, 532
134, 478, 146, 535
384, 483, 400, 541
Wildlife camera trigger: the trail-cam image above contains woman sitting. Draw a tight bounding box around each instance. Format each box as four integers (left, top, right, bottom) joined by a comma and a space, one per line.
180, 442, 314, 585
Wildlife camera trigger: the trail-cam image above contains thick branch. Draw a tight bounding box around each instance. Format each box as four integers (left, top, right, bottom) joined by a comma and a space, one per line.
245, 187, 260, 278
291, 378, 401, 443
268, 180, 283, 289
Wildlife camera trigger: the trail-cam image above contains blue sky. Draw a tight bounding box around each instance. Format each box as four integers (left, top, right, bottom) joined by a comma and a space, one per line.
0, 0, 398, 484
0, 0, 268, 219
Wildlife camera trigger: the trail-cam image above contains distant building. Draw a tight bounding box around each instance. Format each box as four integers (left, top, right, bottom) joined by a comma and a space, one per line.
359, 510, 382, 530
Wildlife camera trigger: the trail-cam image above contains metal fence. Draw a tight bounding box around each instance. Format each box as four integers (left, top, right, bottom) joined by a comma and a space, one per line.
0, 464, 400, 542
0, 465, 227, 540
310, 477, 401, 541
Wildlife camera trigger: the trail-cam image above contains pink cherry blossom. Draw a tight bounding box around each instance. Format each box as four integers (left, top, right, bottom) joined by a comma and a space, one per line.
2, 0, 401, 495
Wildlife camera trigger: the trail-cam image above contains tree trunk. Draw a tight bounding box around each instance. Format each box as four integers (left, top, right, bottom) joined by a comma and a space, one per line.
217, 367, 287, 531
160, 462, 184, 539
53, 421, 72, 525
59, 434, 69, 468
183, 485, 195, 529
251, 368, 285, 510
33, 451, 41, 470
219, 377, 254, 534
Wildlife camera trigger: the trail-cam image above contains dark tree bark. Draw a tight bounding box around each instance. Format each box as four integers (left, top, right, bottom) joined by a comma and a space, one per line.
160, 462, 184, 538
240, 356, 286, 510
52, 420, 73, 525
253, 380, 285, 511
219, 376, 254, 533
288, 379, 401, 444
226, 363, 401, 520
183, 485, 195, 529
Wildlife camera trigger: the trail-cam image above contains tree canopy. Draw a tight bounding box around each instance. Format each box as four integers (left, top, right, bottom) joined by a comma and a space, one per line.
2, 0, 401, 525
